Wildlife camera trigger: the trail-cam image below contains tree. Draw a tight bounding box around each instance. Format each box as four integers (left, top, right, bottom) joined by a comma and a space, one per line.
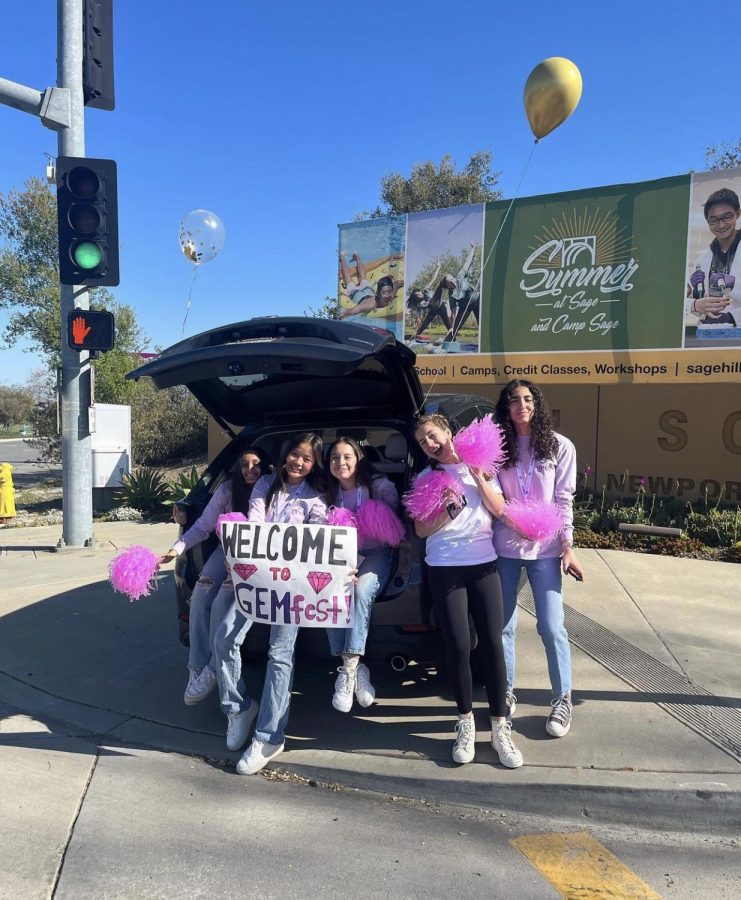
130, 380, 207, 466
24, 368, 61, 462
0, 178, 147, 364
705, 139, 741, 171
304, 295, 340, 319
359, 150, 502, 218
0, 384, 34, 430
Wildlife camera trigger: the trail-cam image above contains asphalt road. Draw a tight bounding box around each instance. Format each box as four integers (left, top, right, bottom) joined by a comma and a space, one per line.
38, 745, 741, 899
0, 437, 61, 487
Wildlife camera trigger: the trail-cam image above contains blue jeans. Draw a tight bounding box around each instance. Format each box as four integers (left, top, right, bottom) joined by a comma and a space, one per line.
327, 547, 393, 657
253, 623, 300, 745
211, 583, 255, 716
496, 555, 572, 698
187, 547, 227, 673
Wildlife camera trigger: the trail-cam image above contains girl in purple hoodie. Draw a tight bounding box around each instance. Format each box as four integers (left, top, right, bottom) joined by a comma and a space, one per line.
494, 380, 583, 739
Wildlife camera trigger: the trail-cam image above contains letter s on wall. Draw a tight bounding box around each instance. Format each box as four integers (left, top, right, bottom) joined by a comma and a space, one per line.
722, 411, 741, 455
657, 410, 688, 452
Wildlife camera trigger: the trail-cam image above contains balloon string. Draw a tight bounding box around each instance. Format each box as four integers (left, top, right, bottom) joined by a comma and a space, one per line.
480, 139, 539, 274
422, 139, 539, 404
182, 265, 199, 336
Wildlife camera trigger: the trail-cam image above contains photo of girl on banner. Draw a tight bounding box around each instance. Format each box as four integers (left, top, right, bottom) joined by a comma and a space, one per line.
404, 204, 484, 354
337, 216, 406, 340
684, 170, 741, 348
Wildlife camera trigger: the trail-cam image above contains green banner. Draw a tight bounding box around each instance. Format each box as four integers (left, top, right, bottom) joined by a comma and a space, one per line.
481, 174, 691, 353
338, 168, 741, 364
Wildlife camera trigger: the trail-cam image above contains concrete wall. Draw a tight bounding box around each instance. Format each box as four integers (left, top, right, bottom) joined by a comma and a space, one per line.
208, 384, 741, 502
435, 382, 741, 501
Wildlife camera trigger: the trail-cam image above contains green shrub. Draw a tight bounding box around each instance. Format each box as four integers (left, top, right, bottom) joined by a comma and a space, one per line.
114, 467, 172, 512
165, 466, 202, 504
99, 506, 144, 522
685, 509, 741, 548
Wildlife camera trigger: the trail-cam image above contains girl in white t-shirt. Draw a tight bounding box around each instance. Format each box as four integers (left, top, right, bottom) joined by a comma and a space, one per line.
411, 414, 523, 769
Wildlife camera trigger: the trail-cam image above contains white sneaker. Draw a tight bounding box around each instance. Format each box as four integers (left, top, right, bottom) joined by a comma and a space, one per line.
506, 692, 517, 719
354, 663, 375, 708
452, 715, 476, 764
236, 738, 285, 775
332, 665, 356, 713
546, 694, 572, 738
184, 668, 200, 703
491, 720, 524, 768
184, 666, 217, 706
226, 700, 258, 751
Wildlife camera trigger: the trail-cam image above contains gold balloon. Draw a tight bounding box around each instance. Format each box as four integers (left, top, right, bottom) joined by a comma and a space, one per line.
524, 57, 582, 140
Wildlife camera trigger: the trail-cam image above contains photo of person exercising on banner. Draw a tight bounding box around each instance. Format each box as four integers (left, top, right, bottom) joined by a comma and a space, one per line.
404, 204, 483, 353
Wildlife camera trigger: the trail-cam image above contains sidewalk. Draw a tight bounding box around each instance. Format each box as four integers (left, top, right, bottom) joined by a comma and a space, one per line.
1, 521, 740, 848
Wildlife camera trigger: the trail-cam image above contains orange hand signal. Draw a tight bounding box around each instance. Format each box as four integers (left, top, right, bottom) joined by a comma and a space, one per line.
71, 316, 92, 345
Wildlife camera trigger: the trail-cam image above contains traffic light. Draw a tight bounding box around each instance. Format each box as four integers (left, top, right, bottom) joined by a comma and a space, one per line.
67, 309, 116, 352
56, 156, 119, 287
83, 0, 115, 110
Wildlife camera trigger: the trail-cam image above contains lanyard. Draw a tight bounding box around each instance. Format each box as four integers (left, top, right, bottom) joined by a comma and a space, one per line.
515, 449, 536, 499
339, 486, 364, 511
271, 481, 306, 523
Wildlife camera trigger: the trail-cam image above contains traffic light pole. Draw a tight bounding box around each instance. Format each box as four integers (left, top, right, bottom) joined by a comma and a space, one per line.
0, 2, 103, 547
58, 0, 94, 549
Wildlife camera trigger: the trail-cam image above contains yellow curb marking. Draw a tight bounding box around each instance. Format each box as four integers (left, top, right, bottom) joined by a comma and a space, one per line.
510, 831, 662, 899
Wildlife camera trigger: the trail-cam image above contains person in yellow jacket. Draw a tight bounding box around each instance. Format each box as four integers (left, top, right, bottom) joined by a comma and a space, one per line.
0, 463, 16, 524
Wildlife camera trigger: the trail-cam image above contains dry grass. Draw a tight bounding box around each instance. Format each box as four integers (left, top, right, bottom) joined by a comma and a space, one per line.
4, 457, 206, 529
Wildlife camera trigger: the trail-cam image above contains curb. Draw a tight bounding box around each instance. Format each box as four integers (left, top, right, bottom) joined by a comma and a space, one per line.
2, 673, 739, 836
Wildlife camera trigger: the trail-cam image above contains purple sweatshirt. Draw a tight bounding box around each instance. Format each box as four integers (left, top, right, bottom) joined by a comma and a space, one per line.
248, 474, 327, 524
493, 431, 576, 560
335, 475, 399, 552
171, 481, 233, 556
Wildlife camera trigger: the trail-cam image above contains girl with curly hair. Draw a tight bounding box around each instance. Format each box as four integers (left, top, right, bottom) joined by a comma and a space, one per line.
494, 380, 583, 738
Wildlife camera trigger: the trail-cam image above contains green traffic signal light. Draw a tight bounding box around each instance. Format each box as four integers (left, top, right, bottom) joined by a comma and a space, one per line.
73, 242, 103, 270
56, 156, 119, 287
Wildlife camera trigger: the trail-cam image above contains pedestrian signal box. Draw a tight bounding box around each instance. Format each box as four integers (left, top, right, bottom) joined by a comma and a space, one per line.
67, 309, 116, 352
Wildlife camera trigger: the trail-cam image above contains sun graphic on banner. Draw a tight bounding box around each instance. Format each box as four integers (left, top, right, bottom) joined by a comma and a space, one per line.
528, 208, 637, 269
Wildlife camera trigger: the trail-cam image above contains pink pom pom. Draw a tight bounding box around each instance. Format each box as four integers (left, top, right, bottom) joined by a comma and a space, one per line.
402, 469, 463, 524
453, 414, 506, 475
217, 512, 247, 530
357, 499, 405, 547
109, 545, 160, 602
327, 506, 358, 529
505, 500, 563, 542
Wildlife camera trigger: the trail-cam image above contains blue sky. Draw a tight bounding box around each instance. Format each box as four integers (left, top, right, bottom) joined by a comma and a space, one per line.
1, 0, 738, 384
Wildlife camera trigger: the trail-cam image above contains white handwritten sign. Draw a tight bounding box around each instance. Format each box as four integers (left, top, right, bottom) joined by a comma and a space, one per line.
220, 521, 356, 628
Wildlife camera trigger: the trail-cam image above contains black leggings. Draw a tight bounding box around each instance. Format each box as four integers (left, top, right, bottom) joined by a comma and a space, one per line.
429, 561, 507, 717
415, 303, 451, 337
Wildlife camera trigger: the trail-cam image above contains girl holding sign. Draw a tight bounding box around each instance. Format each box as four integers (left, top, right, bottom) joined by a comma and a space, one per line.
410, 414, 523, 769
217, 433, 327, 774
494, 380, 582, 739
159, 447, 271, 707
325, 437, 400, 713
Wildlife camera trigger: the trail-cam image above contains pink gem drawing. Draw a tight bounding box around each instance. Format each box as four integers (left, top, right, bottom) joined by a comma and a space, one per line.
307, 571, 333, 595
233, 563, 258, 580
